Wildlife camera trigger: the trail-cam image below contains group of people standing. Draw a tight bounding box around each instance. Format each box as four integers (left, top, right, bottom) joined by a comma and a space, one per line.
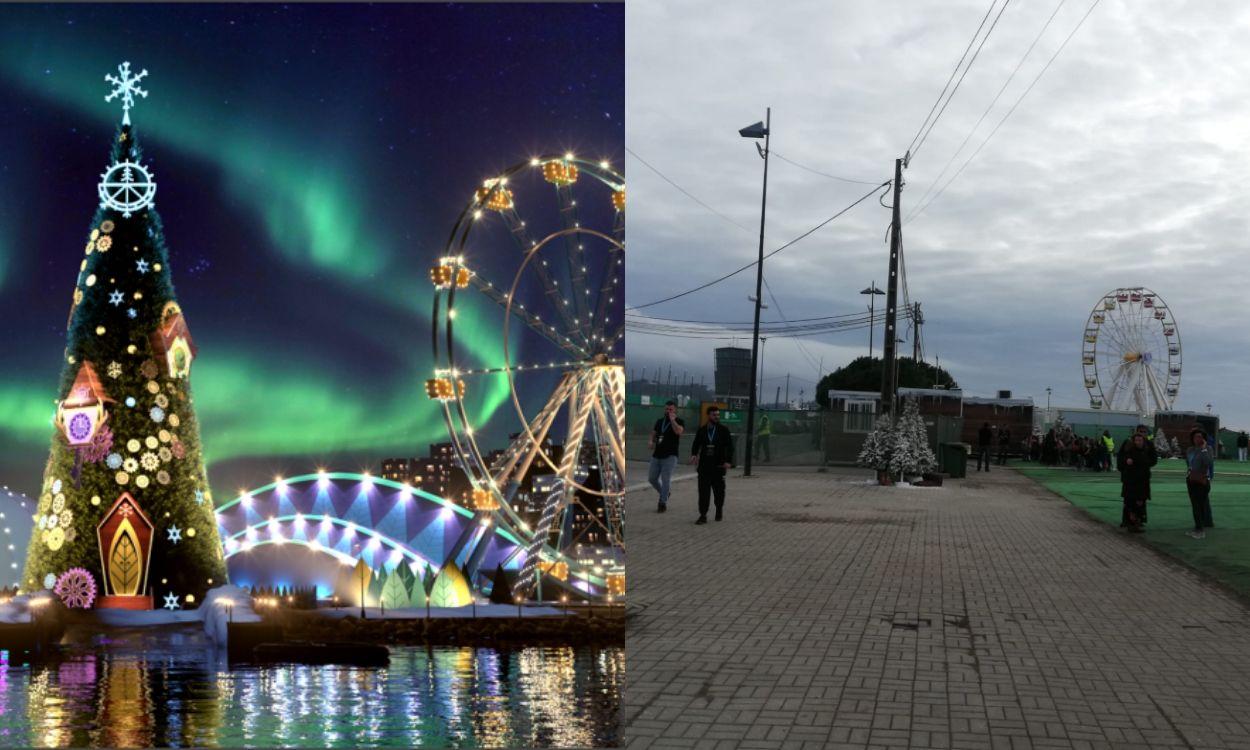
1031, 429, 1116, 470
647, 401, 734, 525
1117, 424, 1213, 539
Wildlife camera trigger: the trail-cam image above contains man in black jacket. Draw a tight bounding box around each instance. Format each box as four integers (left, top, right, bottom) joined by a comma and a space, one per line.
977, 422, 993, 472
689, 406, 734, 524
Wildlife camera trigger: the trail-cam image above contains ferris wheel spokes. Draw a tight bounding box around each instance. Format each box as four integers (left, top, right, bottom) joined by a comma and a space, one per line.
465, 271, 588, 360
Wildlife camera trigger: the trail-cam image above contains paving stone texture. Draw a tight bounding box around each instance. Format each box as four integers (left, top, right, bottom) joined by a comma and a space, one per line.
625, 466, 1250, 749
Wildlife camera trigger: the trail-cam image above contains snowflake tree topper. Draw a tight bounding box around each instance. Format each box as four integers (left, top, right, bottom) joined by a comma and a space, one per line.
105, 61, 149, 126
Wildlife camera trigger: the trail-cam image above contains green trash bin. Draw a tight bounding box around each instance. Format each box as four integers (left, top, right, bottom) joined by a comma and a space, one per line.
941, 443, 968, 478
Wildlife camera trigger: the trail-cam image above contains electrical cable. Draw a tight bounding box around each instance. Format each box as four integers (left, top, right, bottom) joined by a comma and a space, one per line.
910, 0, 1014, 163
908, 0, 1103, 221
770, 151, 883, 186
625, 147, 756, 233
906, 0, 1068, 223
905, 0, 1000, 159
628, 180, 891, 310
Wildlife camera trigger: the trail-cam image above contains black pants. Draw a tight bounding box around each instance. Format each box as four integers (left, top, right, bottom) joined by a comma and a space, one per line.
996, 447, 1008, 465
697, 470, 726, 517
1187, 479, 1212, 532
976, 447, 991, 471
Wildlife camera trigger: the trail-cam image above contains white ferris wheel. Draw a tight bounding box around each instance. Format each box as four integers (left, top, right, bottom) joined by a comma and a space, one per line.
1081, 286, 1181, 416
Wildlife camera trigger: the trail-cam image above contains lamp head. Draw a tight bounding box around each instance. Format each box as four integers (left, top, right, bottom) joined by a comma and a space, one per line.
738, 121, 768, 139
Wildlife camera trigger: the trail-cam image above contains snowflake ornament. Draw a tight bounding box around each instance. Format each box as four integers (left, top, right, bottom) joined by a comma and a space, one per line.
163, 592, 180, 610
108, 290, 124, 307
98, 161, 156, 218
150, 406, 165, 423
106, 361, 122, 379
194, 489, 205, 506
104, 61, 149, 126
106, 453, 123, 469
43, 573, 56, 590
52, 479, 62, 494
127, 308, 138, 319
167, 524, 182, 544
55, 568, 97, 609
136, 259, 149, 273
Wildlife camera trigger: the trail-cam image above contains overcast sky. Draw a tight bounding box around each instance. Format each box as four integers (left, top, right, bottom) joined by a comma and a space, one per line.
626, 0, 1250, 427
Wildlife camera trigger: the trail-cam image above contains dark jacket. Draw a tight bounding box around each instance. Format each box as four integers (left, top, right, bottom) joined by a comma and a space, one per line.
1119, 443, 1157, 501
1239, 433, 1249, 449
690, 422, 734, 473
978, 426, 992, 447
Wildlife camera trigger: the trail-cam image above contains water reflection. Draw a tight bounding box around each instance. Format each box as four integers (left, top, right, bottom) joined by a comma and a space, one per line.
0, 626, 621, 748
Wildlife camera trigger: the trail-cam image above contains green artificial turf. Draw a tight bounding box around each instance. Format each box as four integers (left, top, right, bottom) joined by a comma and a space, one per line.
1015, 459, 1250, 597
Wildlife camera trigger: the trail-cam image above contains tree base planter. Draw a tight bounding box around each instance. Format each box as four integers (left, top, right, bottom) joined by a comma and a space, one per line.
877, 471, 893, 486
97, 595, 153, 610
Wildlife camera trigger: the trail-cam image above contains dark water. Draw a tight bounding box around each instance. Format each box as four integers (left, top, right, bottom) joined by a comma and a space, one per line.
0, 626, 622, 747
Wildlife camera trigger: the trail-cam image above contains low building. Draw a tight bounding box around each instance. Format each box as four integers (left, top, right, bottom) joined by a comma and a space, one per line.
961, 396, 1034, 450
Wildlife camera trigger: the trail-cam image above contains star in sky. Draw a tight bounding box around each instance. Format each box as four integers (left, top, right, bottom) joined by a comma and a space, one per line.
108, 289, 124, 306
163, 591, 180, 610
136, 258, 149, 273
167, 524, 182, 543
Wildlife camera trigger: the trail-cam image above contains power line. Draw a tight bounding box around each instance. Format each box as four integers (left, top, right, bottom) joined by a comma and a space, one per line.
626, 308, 880, 326
907, 0, 1069, 223
909, 0, 1102, 221
910, 0, 1014, 163
904, 0, 1000, 159
628, 180, 890, 311
625, 147, 755, 233
771, 151, 883, 186
763, 276, 823, 376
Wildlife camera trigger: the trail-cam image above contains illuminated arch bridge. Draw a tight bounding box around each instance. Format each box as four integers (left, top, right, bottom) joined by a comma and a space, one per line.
214, 472, 589, 596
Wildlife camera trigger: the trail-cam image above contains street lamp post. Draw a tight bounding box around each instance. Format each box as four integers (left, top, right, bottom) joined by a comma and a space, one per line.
739, 109, 771, 478
860, 283, 885, 358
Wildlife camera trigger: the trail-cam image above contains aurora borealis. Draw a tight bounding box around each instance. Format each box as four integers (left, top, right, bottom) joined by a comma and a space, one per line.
0, 3, 624, 496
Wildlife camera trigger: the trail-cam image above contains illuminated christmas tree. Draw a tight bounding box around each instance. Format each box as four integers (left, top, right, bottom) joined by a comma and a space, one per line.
22, 62, 226, 608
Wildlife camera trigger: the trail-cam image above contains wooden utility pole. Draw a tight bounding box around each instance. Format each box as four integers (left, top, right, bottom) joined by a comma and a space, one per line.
880, 158, 904, 416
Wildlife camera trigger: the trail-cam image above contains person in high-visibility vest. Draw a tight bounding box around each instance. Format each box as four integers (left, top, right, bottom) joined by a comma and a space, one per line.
1102, 431, 1115, 472
755, 413, 772, 463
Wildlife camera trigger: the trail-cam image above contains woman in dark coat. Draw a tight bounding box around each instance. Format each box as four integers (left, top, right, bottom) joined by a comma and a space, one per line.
1119, 433, 1156, 532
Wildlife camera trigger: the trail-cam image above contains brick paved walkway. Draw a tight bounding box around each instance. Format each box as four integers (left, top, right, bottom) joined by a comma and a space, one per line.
626, 467, 1250, 749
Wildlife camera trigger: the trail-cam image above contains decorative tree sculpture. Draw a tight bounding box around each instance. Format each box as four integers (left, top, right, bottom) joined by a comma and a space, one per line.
22, 62, 226, 607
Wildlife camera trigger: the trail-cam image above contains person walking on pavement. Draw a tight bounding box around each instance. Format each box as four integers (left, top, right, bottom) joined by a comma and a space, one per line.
647, 400, 684, 513
1118, 432, 1155, 533
690, 406, 734, 525
996, 426, 1012, 465
755, 413, 772, 462
1186, 428, 1214, 539
1237, 431, 1248, 462
976, 422, 993, 472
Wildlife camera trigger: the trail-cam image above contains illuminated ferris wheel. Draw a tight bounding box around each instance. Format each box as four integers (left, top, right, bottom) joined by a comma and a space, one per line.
1081, 286, 1181, 415
428, 154, 625, 601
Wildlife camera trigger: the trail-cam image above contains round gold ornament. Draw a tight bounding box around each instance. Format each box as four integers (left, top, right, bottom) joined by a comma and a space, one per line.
59, 510, 72, 528
154, 263, 162, 271
97, 235, 113, 251
146, 381, 160, 394
141, 360, 159, 379
156, 394, 169, 409
96, 326, 106, 336
186, 527, 196, 538
159, 429, 171, 443
52, 495, 65, 513
116, 471, 129, 485
168, 413, 181, 428
74, 289, 83, 305
127, 344, 138, 354
145, 436, 159, 450
158, 446, 172, 462
156, 470, 170, 485
136, 475, 150, 489
123, 457, 138, 473
85, 242, 95, 255
46, 527, 64, 551
91, 495, 101, 506
141, 452, 159, 471
127, 439, 141, 453
65, 527, 76, 543
90, 229, 100, 241
86, 274, 97, 287
101, 220, 115, 233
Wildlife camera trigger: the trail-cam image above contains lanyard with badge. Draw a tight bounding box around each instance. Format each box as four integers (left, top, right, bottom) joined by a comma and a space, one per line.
704, 424, 717, 458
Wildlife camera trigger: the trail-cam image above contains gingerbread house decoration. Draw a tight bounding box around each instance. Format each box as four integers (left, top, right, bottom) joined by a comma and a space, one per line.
56, 360, 112, 446
96, 492, 155, 610
149, 302, 197, 379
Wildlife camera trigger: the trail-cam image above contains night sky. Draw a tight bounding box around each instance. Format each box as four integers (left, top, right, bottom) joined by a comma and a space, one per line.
0, 3, 624, 497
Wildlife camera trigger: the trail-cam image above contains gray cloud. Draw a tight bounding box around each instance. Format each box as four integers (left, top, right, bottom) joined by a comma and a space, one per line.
626, 0, 1250, 427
